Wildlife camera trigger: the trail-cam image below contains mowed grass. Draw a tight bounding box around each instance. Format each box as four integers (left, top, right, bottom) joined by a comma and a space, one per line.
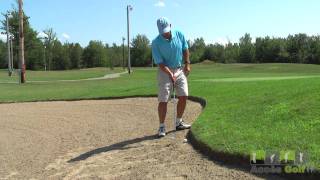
191, 77, 320, 167
0, 63, 320, 168
190, 62, 320, 80
0, 67, 122, 82
0, 68, 156, 102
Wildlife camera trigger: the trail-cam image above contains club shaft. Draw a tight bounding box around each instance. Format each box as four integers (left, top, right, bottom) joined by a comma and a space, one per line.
173, 84, 176, 132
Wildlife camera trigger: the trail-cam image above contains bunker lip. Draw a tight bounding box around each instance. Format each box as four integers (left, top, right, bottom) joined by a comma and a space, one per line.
0, 95, 207, 107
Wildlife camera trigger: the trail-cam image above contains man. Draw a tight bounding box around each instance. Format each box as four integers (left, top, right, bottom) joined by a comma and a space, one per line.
152, 17, 191, 137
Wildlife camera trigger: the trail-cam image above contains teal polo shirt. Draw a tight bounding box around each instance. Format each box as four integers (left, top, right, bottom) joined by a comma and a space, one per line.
152, 30, 188, 69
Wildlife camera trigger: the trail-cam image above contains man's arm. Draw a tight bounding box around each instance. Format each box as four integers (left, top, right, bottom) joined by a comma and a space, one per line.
152, 41, 176, 81
183, 49, 190, 64
159, 64, 176, 82
183, 49, 191, 76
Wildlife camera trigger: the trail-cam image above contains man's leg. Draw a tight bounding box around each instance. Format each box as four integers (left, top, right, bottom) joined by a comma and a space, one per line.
158, 102, 168, 124
175, 70, 190, 130
158, 102, 168, 137
175, 95, 190, 130
157, 69, 171, 137
177, 96, 187, 119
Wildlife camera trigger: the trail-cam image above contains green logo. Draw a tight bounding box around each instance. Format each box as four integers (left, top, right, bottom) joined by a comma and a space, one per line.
251, 150, 265, 164
280, 150, 295, 164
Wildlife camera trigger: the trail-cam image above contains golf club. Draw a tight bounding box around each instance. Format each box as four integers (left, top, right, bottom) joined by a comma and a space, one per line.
171, 76, 177, 139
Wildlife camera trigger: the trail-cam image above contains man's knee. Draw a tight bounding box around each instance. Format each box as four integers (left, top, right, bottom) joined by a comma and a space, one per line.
178, 96, 188, 102
159, 102, 168, 107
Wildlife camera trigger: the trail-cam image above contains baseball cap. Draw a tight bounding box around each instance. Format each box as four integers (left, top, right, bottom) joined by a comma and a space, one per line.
157, 17, 171, 34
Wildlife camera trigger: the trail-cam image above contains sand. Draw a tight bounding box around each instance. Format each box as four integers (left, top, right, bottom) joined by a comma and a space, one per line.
0, 98, 279, 179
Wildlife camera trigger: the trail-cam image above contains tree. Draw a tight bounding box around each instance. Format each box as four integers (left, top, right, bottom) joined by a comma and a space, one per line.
69, 43, 83, 69
255, 37, 264, 62
43, 28, 57, 70
1, 9, 43, 70
224, 42, 239, 63
108, 43, 123, 69
51, 40, 70, 70
131, 34, 151, 66
305, 36, 320, 64
82, 40, 107, 68
0, 40, 7, 68
203, 43, 225, 62
286, 33, 309, 63
239, 33, 255, 63
212, 43, 225, 63
189, 37, 206, 63
278, 38, 289, 63
255, 37, 281, 63
267, 38, 281, 62
203, 44, 215, 61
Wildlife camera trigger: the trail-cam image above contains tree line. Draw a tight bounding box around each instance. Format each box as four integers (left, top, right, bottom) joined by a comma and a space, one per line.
0, 9, 152, 70
1, 9, 320, 71
189, 33, 320, 64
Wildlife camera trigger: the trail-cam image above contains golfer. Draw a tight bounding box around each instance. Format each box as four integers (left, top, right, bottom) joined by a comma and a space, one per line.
152, 17, 191, 137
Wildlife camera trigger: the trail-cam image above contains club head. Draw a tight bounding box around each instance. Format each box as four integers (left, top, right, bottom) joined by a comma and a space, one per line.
171, 98, 178, 104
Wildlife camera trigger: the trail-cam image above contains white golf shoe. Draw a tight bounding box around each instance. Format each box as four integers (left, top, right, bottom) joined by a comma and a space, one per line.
176, 120, 191, 130
158, 126, 166, 137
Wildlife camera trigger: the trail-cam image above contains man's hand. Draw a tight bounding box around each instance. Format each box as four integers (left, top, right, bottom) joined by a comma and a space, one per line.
159, 64, 177, 82
170, 72, 177, 83
183, 63, 191, 76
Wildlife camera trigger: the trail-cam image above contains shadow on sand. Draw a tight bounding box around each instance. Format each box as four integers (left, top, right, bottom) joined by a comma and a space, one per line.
67, 130, 176, 163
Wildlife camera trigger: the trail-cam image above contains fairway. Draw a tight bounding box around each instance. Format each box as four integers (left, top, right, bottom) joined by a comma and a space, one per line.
1, 63, 320, 178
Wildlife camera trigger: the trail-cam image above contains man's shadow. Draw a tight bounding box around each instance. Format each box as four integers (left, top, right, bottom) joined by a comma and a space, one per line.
67, 130, 176, 163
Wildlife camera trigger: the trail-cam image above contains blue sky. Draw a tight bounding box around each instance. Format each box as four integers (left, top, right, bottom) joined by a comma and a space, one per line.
0, 0, 319, 46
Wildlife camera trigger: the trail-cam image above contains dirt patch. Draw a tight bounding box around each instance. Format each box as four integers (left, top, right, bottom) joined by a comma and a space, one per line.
0, 98, 279, 179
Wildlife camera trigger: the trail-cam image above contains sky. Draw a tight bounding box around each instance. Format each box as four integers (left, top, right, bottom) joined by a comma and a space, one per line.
0, 0, 320, 46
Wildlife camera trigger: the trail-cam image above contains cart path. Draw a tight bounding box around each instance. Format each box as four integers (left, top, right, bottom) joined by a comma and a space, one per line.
0, 71, 128, 84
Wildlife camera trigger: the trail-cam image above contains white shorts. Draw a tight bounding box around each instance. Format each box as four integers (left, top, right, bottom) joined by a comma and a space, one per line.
157, 68, 189, 102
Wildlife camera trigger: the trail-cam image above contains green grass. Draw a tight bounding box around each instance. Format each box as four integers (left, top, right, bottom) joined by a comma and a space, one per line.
0, 68, 155, 102
0, 67, 122, 82
191, 78, 320, 165
1, 63, 320, 169
190, 62, 320, 80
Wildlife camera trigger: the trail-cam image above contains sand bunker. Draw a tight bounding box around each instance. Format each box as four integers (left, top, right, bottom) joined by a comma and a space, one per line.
0, 98, 274, 179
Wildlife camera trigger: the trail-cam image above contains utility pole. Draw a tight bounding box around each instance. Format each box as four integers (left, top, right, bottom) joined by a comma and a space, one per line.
43, 45, 47, 71
10, 35, 14, 71
122, 37, 125, 69
127, 5, 132, 74
151, 58, 154, 68
6, 13, 12, 76
18, 0, 26, 83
